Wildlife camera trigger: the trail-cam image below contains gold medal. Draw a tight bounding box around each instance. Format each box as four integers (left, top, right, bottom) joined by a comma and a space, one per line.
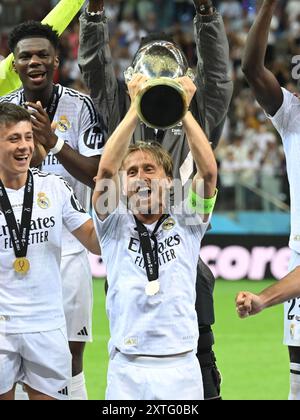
145, 280, 160, 296
13, 257, 30, 275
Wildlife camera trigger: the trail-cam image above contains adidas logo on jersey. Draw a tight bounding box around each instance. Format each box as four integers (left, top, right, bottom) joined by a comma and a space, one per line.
124, 337, 138, 346
58, 386, 69, 396
77, 327, 88, 337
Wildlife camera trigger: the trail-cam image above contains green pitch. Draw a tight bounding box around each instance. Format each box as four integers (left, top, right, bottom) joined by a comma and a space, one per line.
85, 279, 289, 400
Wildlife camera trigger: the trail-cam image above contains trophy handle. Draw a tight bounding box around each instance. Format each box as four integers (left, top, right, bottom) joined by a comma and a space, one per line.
124, 66, 134, 84
186, 68, 195, 82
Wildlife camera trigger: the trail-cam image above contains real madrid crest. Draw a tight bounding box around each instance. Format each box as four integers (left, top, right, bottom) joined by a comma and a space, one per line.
57, 115, 71, 132
37, 192, 50, 209
162, 217, 175, 231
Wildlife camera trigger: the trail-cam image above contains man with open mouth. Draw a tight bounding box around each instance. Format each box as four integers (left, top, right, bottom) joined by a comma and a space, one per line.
92, 73, 218, 400
0, 20, 105, 400
0, 102, 101, 400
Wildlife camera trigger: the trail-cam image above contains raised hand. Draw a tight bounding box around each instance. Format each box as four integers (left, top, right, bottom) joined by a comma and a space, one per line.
88, 0, 104, 13
127, 73, 149, 104
193, 0, 214, 15
176, 76, 197, 108
26, 101, 58, 150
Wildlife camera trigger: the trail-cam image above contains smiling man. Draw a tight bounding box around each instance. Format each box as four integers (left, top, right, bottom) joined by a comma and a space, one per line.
92, 74, 218, 400
79, 0, 232, 400
0, 102, 100, 400
0, 21, 105, 400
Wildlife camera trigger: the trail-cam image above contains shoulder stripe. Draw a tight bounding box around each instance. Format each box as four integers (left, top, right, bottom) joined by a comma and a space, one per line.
0, 89, 23, 104
64, 90, 96, 124
56, 84, 64, 100
62, 88, 98, 125
31, 168, 53, 178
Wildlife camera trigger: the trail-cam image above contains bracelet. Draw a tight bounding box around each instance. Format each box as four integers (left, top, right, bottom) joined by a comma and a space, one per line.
86, 8, 104, 17
50, 137, 64, 155
197, 1, 213, 15
188, 187, 218, 214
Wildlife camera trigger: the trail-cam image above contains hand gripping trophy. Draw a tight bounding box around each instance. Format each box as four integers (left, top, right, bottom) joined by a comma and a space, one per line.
124, 40, 195, 129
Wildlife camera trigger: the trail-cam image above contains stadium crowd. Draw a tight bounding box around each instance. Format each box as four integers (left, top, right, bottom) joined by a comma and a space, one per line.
0, 0, 298, 211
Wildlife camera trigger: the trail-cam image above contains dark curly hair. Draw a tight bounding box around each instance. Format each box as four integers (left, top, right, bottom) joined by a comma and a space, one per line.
8, 21, 59, 53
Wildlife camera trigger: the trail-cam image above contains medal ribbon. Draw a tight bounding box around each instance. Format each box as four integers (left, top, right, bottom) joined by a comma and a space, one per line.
45, 84, 60, 123
134, 214, 169, 283
0, 171, 34, 258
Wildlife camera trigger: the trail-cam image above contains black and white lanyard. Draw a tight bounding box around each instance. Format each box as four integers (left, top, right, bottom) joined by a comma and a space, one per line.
134, 214, 169, 283
0, 171, 34, 259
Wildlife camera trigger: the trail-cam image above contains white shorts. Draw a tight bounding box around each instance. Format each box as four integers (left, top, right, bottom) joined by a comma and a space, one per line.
0, 328, 71, 400
61, 250, 93, 342
284, 250, 300, 346
105, 350, 203, 400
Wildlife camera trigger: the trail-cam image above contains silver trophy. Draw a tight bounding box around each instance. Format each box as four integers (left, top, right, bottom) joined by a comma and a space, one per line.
124, 40, 195, 130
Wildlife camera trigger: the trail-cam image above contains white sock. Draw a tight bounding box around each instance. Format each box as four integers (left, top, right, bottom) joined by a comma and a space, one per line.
289, 363, 300, 400
71, 372, 88, 400
14, 383, 29, 400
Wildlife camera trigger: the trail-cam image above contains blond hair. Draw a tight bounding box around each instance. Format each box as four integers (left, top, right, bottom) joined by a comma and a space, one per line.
122, 141, 173, 178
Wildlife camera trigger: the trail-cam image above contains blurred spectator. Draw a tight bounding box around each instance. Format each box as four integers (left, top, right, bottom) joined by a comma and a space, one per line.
219, 149, 239, 210
239, 148, 260, 210
260, 142, 284, 211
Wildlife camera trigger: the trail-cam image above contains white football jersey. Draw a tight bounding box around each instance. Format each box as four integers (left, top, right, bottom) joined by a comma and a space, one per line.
0, 169, 91, 334
0, 84, 104, 255
267, 88, 300, 253
93, 202, 210, 356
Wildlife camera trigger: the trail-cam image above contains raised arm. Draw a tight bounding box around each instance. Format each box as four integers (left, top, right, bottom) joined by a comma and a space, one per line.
92, 75, 146, 220
192, 0, 233, 147
236, 266, 300, 318
78, 0, 119, 133
180, 77, 217, 209
241, 0, 283, 116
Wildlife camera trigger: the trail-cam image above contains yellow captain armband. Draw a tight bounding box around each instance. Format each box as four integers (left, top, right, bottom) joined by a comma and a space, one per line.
188, 188, 218, 214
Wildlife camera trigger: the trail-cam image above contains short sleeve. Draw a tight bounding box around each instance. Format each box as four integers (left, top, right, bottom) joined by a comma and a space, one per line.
173, 199, 211, 242
266, 88, 295, 138
77, 95, 105, 157
56, 176, 91, 232
92, 201, 127, 246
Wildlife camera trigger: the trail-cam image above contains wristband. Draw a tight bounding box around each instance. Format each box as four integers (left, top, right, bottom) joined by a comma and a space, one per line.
199, 5, 213, 14
86, 8, 104, 17
195, 1, 214, 15
50, 137, 65, 155
188, 187, 218, 214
